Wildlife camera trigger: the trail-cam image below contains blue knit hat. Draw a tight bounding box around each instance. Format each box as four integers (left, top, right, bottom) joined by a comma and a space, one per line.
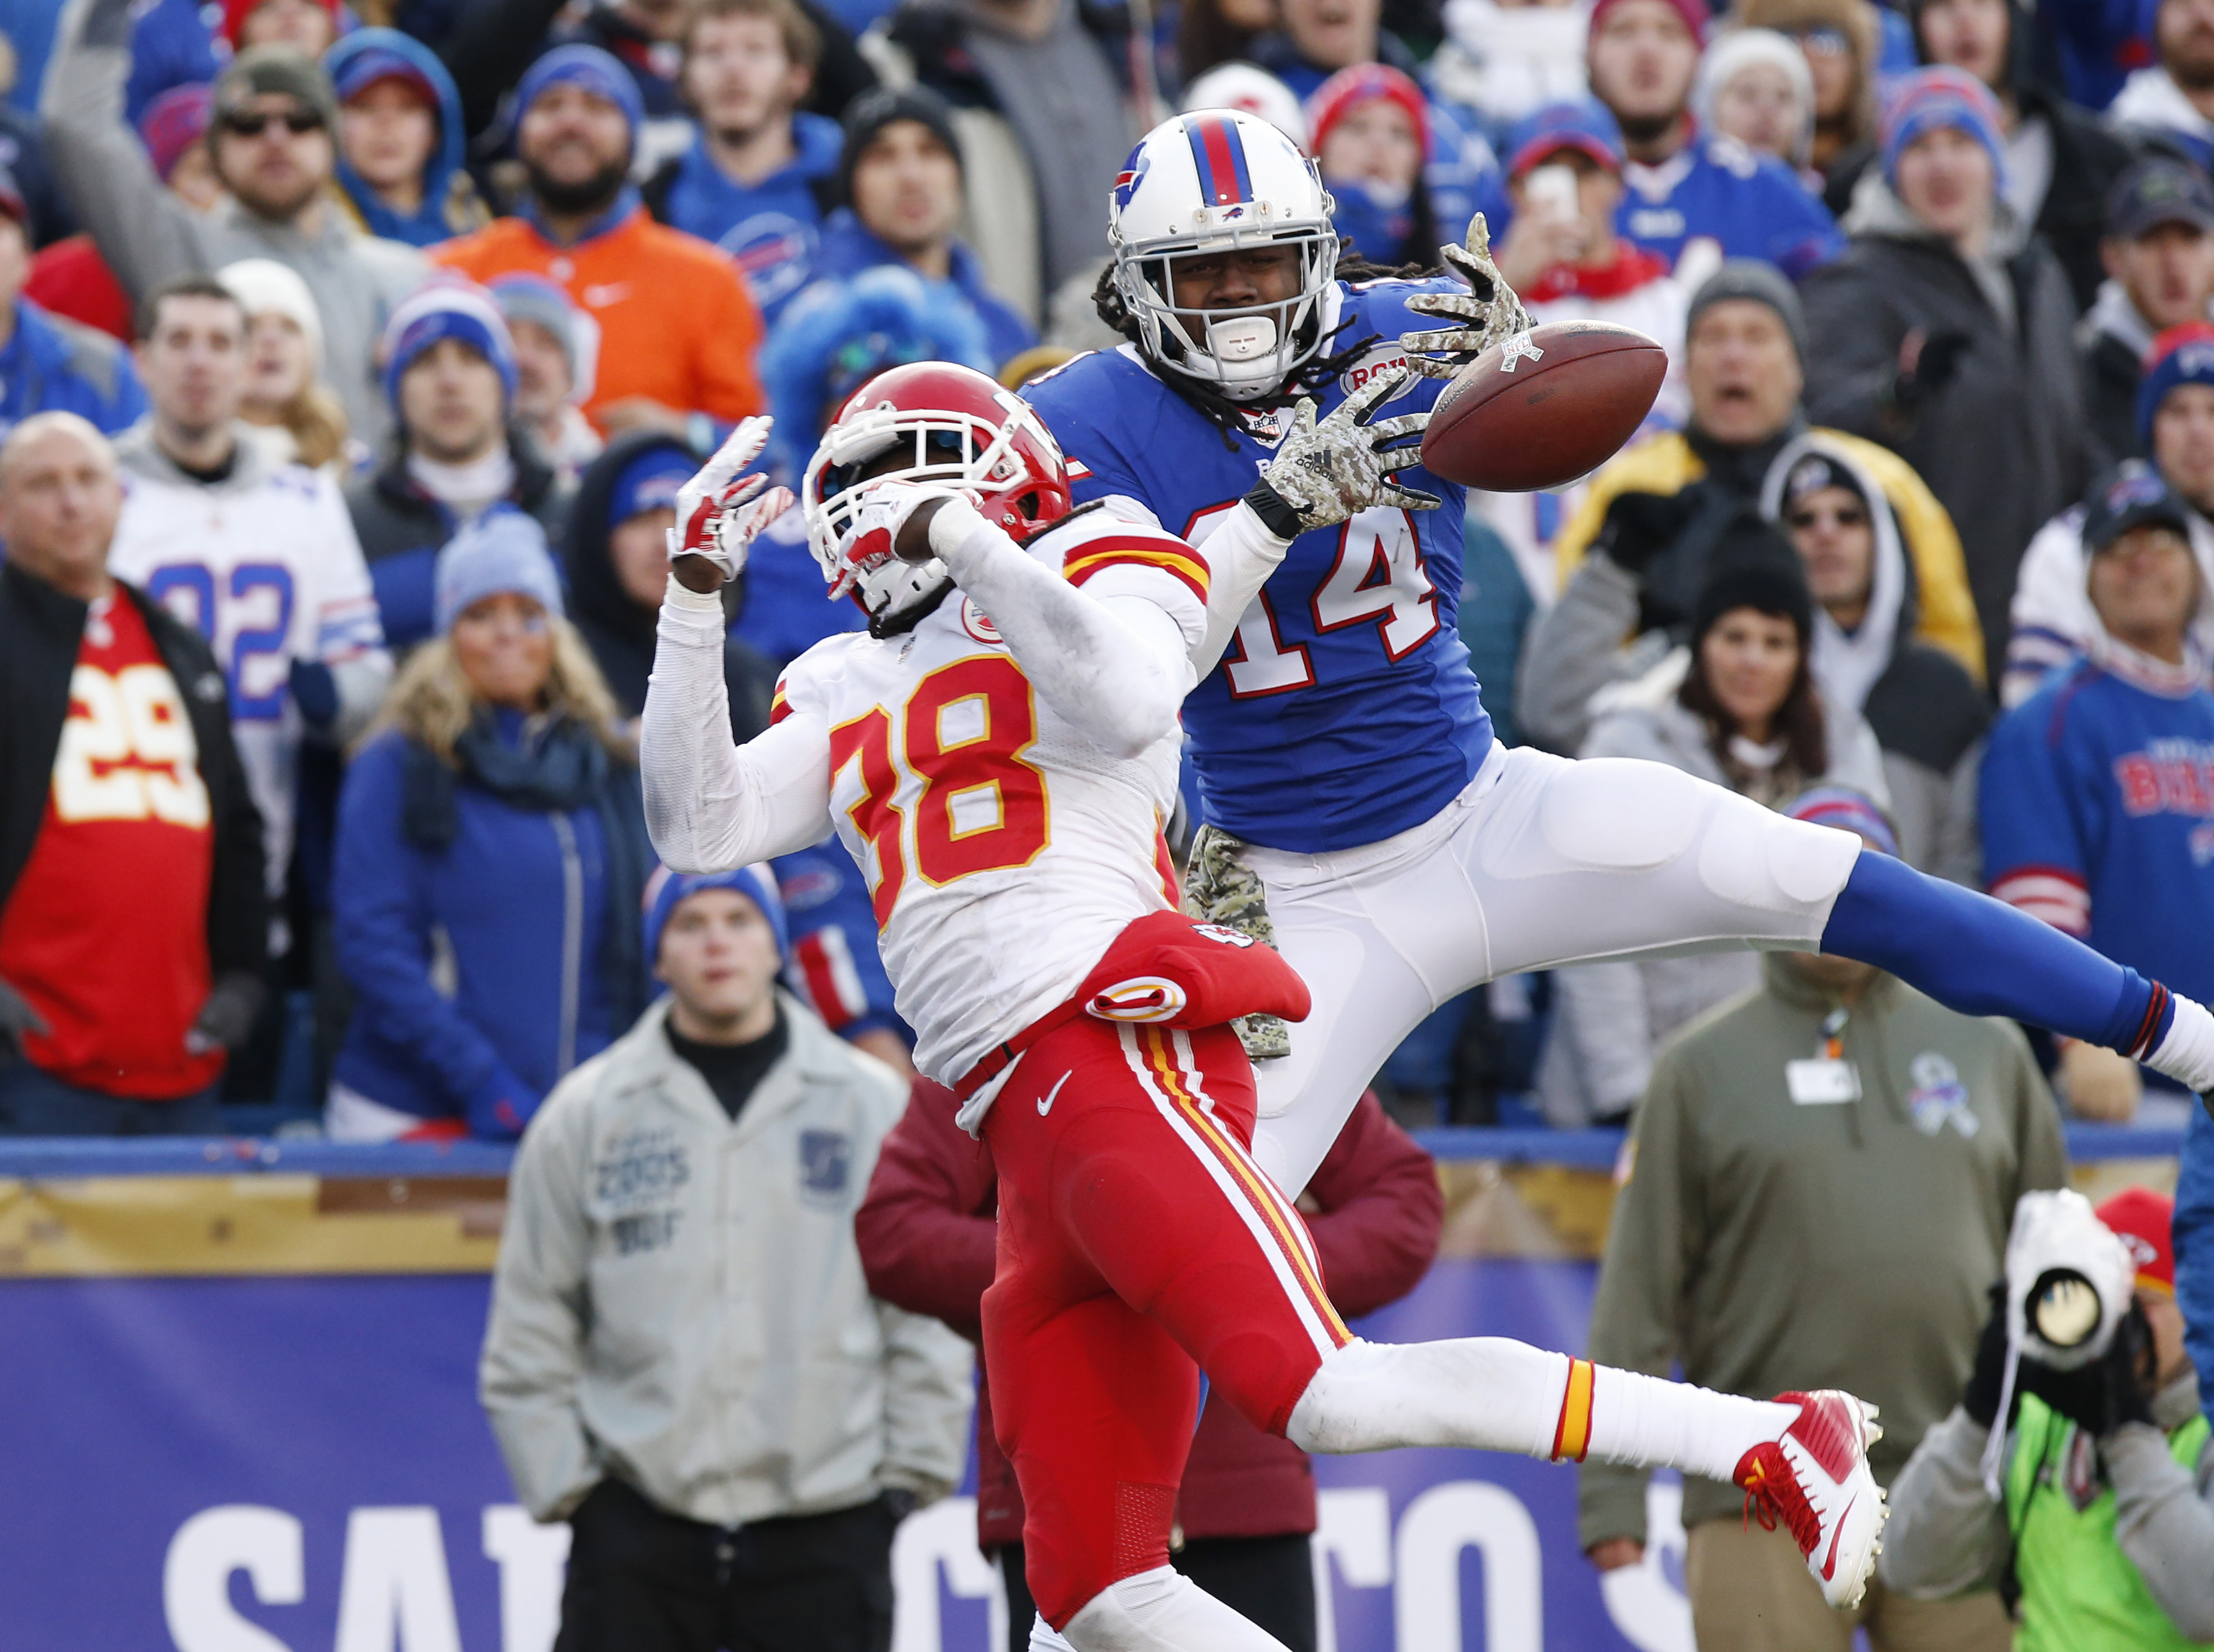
516, 43, 642, 146
1505, 97, 1625, 179
643, 864, 789, 966
435, 509, 565, 635
1880, 68, 2006, 192
2137, 322, 2214, 452
1785, 785, 1900, 859
609, 444, 695, 527
382, 280, 519, 412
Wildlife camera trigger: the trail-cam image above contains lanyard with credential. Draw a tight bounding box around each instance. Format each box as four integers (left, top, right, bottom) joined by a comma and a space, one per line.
1786, 1006, 1861, 1104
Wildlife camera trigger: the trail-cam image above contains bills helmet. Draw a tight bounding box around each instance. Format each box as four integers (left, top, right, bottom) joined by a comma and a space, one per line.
1110, 109, 1339, 401
802, 362, 1073, 625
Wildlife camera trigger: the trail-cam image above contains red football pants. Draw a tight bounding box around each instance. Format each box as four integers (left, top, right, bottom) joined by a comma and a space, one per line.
978, 1017, 1353, 1630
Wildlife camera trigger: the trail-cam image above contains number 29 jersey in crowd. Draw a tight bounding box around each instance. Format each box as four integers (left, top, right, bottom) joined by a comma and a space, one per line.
770, 509, 1209, 1089
1022, 278, 1495, 855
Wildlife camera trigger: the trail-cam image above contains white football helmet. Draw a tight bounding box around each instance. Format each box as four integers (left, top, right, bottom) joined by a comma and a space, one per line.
1110, 109, 1339, 401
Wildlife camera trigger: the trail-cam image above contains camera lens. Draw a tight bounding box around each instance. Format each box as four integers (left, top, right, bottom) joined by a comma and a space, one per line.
2030, 1269, 2102, 1348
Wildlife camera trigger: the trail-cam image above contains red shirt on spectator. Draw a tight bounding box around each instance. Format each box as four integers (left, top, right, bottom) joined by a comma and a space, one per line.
25, 235, 134, 343
0, 595, 222, 1098
432, 207, 766, 434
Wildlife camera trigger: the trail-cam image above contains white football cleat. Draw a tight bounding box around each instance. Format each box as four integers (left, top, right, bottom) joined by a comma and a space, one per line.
1732, 1389, 1888, 1609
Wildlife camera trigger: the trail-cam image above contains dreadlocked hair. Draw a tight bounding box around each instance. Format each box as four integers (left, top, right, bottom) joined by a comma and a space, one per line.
1091, 244, 1445, 450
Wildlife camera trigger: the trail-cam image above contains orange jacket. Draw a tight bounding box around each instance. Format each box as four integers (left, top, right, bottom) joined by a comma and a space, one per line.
433, 207, 763, 432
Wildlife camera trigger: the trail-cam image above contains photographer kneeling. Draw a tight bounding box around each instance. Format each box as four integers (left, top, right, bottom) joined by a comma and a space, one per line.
1882, 1189, 2214, 1648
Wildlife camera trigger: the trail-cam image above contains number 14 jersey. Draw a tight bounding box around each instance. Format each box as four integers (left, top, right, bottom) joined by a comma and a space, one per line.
770, 509, 1209, 1088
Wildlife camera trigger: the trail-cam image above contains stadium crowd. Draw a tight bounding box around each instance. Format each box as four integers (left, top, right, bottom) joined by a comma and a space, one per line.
4, 0, 2214, 1643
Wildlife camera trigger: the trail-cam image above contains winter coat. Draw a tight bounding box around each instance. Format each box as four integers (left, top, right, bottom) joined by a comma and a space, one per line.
0, 296, 145, 439
1802, 179, 2094, 674
324, 30, 491, 250
643, 114, 846, 327
564, 429, 778, 738
854, 1082, 1441, 1548
2079, 278, 2156, 463
803, 211, 1037, 370
330, 711, 653, 1138
482, 993, 974, 1525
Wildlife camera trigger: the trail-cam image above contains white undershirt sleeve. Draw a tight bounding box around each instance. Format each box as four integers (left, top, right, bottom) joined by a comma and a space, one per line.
641, 577, 836, 873
1191, 499, 1294, 677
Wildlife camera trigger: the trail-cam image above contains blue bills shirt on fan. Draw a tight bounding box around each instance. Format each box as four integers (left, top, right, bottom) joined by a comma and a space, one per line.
1617, 135, 1844, 280
1023, 277, 1494, 856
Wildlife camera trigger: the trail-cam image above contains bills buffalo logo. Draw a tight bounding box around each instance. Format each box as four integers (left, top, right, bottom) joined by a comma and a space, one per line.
2105, 466, 2169, 513
1906, 1052, 1977, 1138
1087, 976, 1191, 1022
1114, 147, 1151, 212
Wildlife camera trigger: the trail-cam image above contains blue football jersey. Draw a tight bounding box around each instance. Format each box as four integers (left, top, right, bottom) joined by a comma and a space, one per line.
1022, 279, 1495, 855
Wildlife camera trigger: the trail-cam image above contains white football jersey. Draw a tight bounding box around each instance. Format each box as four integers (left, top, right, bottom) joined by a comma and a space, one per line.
108, 435, 384, 896
773, 508, 1209, 1088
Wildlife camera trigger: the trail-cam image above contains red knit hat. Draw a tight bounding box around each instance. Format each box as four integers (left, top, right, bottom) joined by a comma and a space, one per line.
1589, 0, 1711, 47
1306, 64, 1430, 163
220, 0, 341, 48
2095, 1187, 2176, 1293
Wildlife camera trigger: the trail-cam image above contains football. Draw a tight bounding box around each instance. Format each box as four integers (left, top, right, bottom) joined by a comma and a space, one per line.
1418, 320, 1668, 492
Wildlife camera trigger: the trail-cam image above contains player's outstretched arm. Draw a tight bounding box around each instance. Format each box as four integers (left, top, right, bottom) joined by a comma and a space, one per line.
1399, 214, 1535, 377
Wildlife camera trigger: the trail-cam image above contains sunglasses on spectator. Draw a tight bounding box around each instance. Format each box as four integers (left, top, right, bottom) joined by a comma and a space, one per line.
1791, 26, 1852, 55
218, 109, 324, 137
1786, 504, 1868, 530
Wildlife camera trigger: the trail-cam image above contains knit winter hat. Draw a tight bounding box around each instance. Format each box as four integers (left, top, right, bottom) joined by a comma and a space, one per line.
1879, 66, 2005, 191
1692, 513, 1815, 643
436, 509, 565, 635
1784, 785, 1899, 857
1687, 259, 1808, 365
837, 86, 964, 206
1779, 448, 1870, 512
643, 864, 790, 966
609, 444, 695, 528
221, 0, 338, 48
1693, 28, 1816, 165
516, 44, 643, 147
488, 272, 596, 403
2137, 321, 2214, 451
382, 280, 519, 412
139, 83, 215, 183
213, 45, 340, 136
2095, 1187, 2175, 1293
1181, 63, 1308, 148
1306, 65, 1430, 164
1589, 0, 1710, 47
219, 257, 325, 368
330, 37, 441, 113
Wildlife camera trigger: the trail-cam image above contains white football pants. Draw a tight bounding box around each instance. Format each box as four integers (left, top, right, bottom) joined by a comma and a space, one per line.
1248, 743, 1862, 1195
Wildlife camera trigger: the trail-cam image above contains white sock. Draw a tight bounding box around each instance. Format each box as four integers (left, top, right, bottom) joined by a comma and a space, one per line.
2147, 994, 2214, 1091
1057, 1567, 1293, 1651
1285, 1337, 1795, 1482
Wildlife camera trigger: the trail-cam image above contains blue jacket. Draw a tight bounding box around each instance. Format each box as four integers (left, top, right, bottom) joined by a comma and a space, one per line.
648, 114, 844, 326
809, 210, 1038, 367
331, 718, 651, 1138
325, 30, 485, 249
1616, 134, 1845, 279
0, 298, 146, 440
2179, 1103, 2214, 1425
125, 0, 223, 127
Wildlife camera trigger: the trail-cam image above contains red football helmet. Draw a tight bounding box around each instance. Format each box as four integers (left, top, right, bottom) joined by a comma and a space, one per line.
802, 362, 1074, 622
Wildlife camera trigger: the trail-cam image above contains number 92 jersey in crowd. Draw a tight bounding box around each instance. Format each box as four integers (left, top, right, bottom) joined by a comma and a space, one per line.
768, 508, 1208, 1089
1022, 279, 1495, 855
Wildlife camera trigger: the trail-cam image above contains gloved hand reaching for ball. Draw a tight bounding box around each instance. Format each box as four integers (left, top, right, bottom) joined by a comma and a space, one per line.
667, 417, 795, 592
1242, 366, 1436, 537
1399, 213, 1535, 379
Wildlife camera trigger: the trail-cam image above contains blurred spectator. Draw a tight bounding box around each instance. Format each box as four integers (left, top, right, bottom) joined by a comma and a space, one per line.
1883, 1189, 2214, 1648
1803, 68, 2092, 677
771, 842, 912, 1071
1765, 436, 1989, 883
218, 257, 351, 473
1430, 0, 1592, 130
45, 16, 429, 449
482, 865, 972, 1652
223, 0, 339, 55
1181, 61, 1310, 146
551, 0, 701, 170
432, 45, 767, 440
1309, 65, 1438, 268
877, 0, 1131, 311
1579, 788, 2061, 1651
1536, 534, 1888, 1124
1983, 462, 2214, 1124
0, 162, 146, 441
1693, 27, 1816, 182
1532, 261, 1983, 751
328, 513, 652, 1141
0, 86, 76, 254
2012, 329, 2214, 700
1177, 0, 1279, 83
2, 0, 65, 118
0, 413, 267, 1135
565, 431, 778, 737
643, 0, 842, 326
1584, 0, 1844, 277
124, 0, 222, 126
802, 90, 1034, 367
2111, 0, 2214, 171
346, 282, 574, 654
27, 84, 217, 344
2084, 159, 2214, 461
1894, 0, 2133, 312
856, 1084, 1441, 1652
1738, 0, 1882, 200
109, 276, 389, 927
1489, 99, 1688, 422
326, 29, 491, 250
490, 272, 606, 482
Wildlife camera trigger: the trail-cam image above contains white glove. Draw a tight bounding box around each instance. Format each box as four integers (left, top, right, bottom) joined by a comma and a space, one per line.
828, 478, 977, 599
1246, 366, 1436, 535
667, 416, 794, 581
1398, 213, 1535, 380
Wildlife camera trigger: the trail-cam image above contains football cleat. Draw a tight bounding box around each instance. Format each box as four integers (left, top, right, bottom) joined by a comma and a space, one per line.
1732, 1389, 1888, 1610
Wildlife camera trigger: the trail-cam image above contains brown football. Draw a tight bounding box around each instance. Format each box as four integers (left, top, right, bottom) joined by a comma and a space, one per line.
1419, 319, 1667, 492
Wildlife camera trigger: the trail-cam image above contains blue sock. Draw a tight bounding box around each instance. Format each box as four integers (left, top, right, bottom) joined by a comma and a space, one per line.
1819, 851, 2172, 1055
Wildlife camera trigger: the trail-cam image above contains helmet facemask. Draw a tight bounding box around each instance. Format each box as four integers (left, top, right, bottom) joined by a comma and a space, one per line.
1113, 217, 1340, 402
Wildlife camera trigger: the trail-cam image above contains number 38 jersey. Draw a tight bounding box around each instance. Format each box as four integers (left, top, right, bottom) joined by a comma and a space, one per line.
1021, 279, 1495, 855
771, 511, 1208, 1089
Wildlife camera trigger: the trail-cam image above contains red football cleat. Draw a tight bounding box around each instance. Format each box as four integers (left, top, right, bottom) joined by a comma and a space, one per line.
1733, 1389, 1887, 1609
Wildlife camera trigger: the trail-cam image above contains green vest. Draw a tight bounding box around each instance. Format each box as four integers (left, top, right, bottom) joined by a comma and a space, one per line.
2004, 1392, 2214, 1652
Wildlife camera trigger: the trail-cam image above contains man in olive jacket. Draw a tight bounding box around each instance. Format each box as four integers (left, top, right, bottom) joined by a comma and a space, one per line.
1579, 790, 2066, 1652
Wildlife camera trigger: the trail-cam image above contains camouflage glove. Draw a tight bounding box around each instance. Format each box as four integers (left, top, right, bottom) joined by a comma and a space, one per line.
1244, 365, 1436, 537
1182, 824, 1289, 1061
1399, 213, 1534, 379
